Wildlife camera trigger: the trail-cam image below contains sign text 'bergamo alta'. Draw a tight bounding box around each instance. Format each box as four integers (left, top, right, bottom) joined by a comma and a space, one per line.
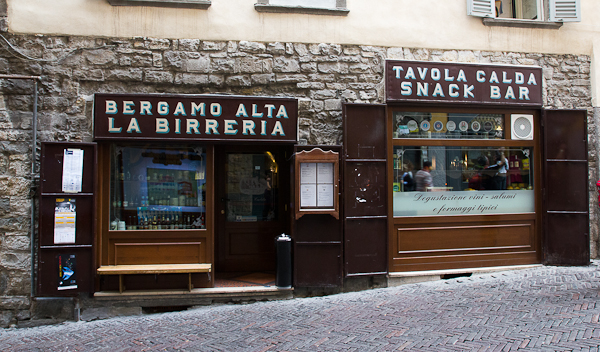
93, 94, 298, 142
385, 60, 542, 106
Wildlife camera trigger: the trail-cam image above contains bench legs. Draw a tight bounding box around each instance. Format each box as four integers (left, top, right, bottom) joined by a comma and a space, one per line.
114, 272, 211, 293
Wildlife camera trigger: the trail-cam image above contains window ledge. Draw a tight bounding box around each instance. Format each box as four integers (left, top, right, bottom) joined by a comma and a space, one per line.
482, 18, 563, 29
107, 0, 211, 9
254, 4, 349, 16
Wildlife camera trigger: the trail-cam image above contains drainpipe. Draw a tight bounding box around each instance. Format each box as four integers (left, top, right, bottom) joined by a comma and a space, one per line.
0, 75, 41, 297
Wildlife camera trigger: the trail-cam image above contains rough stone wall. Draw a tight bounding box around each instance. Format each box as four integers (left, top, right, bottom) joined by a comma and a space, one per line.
0, 34, 594, 326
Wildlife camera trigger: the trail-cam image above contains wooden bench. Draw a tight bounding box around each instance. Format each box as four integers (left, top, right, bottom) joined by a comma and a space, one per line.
97, 263, 212, 293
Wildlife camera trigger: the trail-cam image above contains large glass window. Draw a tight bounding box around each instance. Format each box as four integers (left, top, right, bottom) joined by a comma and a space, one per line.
110, 144, 207, 230
393, 146, 534, 217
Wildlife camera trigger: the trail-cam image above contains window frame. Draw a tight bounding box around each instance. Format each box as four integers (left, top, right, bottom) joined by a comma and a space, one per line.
254, 0, 349, 16
468, 0, 580, 28
107, 0, 211, 9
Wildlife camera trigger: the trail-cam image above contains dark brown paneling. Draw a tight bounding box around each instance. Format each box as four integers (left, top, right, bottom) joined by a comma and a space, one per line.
397, 223, 534, 254
294, 244, 342, 287
38, 249, 93, 296
292, 145, 343, 287
542, 109, 589, 265
344, 162, 387, 218
114, 242, 206, 265
345, 218, 387, 274
38, 142, 97, 297
545, 162, 588, 212
343, 104, 387, 160
40, 143, 96, 194
39, 196, 95, 247
295, 214, 342, 243
343, 104, 388, 276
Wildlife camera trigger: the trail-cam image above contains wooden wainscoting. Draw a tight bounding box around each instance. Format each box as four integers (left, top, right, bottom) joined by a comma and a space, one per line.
390, 214, 540, 272
113, 241, 206, 265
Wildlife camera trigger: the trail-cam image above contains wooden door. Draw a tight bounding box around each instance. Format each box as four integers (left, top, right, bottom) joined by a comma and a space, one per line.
216, 146, 290, 272
343, 103, 388, 276
542, 109, 589, 265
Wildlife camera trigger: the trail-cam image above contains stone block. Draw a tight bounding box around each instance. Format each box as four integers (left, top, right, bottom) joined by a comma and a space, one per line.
386, 47, 404, 59
225, 75, 251, 86
267, 42, 286, 55
106, 68, 143, 81
297, 82, 325, 89
318, 62, 348, 74
203, 41, 226, 51
324, 99, 342, 111
285, 43, 294, 55
152, 53, 163, 68
146, 38, 171, 50
238, 57, 271, 73
300, 62, 317, 73
0, 296, 30, 310
84, 49, 117, 66
273, 57, 300, 73
209, 75, 225, 86
311, 89, 336, 99
3, 236, 30, 251
211, 58, 235, 73
275, 74, 308, 83
348, 63, 371, 74
185, 56, 210, 73
178, 39, 200, 52
181, 73, 209, 86
239, 41, 266, 53
143, 70, 174, 84
294, 44, 309, 56
251, 74, 276, 85
74, 69, 104, 81
81, 306, 142, 322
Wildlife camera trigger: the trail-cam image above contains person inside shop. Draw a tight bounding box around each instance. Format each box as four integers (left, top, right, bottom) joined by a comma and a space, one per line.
415, 160, 433, 192
469, 155, 491, 190
491, 149, 509, 190
402, 161, 415, 192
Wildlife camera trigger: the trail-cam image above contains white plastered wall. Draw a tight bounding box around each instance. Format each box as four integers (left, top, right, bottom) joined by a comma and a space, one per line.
6, 0, 600, 57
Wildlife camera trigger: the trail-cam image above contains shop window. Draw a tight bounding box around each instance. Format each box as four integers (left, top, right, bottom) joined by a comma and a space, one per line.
106, 0, 211, 9
254, 0, 349, 15
468, 0, 580, 26
392, 146, 534, 217
393, 111, 505, 140
224, 152, 280, 222
109, 144, 207, 231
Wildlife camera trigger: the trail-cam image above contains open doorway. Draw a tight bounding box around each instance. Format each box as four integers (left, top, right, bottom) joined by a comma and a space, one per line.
214, 145, 291, 288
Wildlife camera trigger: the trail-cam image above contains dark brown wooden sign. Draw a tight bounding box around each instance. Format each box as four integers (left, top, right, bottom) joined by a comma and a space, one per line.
386, 60, 542, 107
94, 94, 298, 142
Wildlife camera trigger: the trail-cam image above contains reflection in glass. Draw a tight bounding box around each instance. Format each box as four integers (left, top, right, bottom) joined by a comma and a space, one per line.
225, 152, 279, 222
110, 144, 207, 230
393, 146, 534, 217
393, 111, 504, 139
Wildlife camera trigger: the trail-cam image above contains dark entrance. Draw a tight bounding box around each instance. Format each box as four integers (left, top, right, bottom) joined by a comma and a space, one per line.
215, 145, 291, 273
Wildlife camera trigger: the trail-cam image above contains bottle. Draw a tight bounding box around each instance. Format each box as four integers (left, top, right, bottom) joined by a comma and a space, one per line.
175, 214, 180, 229
152, 215, 158, 230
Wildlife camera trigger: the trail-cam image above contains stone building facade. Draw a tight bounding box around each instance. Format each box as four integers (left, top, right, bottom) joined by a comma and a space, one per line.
0, 30, 595, 326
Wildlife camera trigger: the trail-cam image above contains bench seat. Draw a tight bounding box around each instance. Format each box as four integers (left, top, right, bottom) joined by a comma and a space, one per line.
97, 264, 212, 293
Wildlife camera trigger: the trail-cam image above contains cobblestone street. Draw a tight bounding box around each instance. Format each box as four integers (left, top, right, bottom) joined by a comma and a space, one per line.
2, 263, 600, 351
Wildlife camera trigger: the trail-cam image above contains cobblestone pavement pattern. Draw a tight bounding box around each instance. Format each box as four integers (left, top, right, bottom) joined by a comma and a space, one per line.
2, 263, 600, 351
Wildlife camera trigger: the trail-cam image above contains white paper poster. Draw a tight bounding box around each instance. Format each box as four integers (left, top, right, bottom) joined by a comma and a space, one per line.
54, 198, 76, 244
300, 184, 317, 207
317, 163, 334, 184
300, 163, 317, 184
317, 184, 334, 207
62, 149, 84, 193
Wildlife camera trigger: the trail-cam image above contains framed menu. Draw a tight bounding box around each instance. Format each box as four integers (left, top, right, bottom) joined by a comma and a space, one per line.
295, 148, 339, 219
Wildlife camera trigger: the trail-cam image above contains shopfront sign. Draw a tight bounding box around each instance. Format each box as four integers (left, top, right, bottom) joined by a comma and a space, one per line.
386, 60, 542, 107
93, 94, 298, 142
393, 190, 535, 217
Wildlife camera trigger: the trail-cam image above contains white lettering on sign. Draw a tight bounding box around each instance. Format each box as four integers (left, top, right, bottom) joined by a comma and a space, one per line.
391, 64, 538, 102
393, 190, 534, 217
102, 100, 291, 137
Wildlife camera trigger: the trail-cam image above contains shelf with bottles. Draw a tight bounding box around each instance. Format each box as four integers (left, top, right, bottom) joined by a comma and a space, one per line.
113, 208, 206, 231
